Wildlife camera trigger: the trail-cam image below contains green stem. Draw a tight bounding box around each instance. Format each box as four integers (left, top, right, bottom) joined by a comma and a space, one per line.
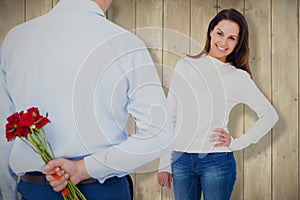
27, 133, 52, 163
40, 128, 55, 158
32, 129, 43, 144
22, 127, 86, 199
65, 181, 86, 200
34, 130, 53, 161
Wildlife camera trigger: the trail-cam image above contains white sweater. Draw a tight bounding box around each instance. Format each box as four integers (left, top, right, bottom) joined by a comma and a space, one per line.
159, 55, 278, 173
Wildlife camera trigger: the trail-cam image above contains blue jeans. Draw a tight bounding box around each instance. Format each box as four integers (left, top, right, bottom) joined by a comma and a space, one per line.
18, 174, 132, 200
172, 152, 236, 200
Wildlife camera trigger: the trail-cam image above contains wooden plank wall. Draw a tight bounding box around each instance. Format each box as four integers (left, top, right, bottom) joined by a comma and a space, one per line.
0, 0, 298, 199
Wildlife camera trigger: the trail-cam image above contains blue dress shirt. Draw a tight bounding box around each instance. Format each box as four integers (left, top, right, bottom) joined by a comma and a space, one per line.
0, 46, 18, 199
0, 0, 173, 184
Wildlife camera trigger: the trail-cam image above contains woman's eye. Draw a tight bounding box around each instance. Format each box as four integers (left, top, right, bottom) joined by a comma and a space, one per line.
229, 37, 236, 41
217, 32, 222, 35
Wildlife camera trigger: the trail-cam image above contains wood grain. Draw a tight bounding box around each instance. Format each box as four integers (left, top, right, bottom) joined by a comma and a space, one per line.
272, 0, 298, 199
244, 0, 272, 199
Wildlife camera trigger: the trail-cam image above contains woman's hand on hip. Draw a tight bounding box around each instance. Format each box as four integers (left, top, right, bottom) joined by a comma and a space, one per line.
210, 128, 231, 147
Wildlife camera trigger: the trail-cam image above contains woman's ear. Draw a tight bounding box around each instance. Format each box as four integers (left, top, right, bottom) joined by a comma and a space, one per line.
209, 29, 213, 37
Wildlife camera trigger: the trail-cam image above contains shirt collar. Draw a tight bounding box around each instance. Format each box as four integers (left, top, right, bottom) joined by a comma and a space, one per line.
55, 0, 106, 18
204, 53, 233, 67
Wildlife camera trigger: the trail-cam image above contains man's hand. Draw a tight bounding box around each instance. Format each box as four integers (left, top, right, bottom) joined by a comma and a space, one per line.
42, 158, 91, 192
158, 172, 172, 189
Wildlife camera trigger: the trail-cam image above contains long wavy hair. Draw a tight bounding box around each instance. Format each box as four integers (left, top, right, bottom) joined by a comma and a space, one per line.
190, 8, 251, 76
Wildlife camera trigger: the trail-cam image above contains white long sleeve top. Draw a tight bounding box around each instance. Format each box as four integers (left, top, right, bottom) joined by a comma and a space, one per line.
159, 55, 278, 173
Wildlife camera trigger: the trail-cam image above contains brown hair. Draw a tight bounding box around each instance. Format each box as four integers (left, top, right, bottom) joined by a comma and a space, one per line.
190, 8, 251, 76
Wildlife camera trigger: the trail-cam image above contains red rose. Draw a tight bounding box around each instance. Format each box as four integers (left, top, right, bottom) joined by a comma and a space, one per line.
19, 112, 35, 127
4, 107, 86, 199
27, 107, 39, 118
7, 112, 20, 124
6, 131, 15, 141
5, 112, 20, 141
15, 126, 31, 138
19, 111, 24, 117
35, 116, 50, 129
5, 126, 16, 141
5, 123, 15, 132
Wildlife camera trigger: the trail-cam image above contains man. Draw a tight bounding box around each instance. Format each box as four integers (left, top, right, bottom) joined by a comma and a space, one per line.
0, 0, 173, 199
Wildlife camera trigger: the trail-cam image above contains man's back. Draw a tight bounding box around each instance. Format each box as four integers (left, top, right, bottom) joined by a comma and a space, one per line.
2, 0, 173, 182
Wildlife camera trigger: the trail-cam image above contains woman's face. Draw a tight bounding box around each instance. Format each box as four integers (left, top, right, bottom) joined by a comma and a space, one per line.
208, 19, 239, 62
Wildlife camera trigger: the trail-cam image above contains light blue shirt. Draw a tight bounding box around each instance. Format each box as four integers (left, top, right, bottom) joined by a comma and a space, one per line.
0, 47, 17, 198
0, 0, 173, 184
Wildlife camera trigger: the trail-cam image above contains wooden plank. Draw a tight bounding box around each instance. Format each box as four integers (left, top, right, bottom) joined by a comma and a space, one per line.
244, 0, 272, 199
217, 1, 245, 200
52, 0, 59, 7
107, 0, 135, 31
135, 1, 163, 200
272, 0, 298, 199
136, 0, 163, 81
228, 107, 244, 200
190, 0, 217, 54
163, 0, 190, 93
162, 0, 190, 199
218, 0, 244, 13
25, 0, 52, 21
0, 0, 25, 43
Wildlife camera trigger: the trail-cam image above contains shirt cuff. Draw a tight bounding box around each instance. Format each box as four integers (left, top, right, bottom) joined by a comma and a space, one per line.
83, 154, 126, 184
158, 152, 172, 174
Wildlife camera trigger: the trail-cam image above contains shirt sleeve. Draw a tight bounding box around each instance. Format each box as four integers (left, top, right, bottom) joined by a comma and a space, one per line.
229, 72, 279, 151
84, 41, 174, 182
0, 46, 18, 200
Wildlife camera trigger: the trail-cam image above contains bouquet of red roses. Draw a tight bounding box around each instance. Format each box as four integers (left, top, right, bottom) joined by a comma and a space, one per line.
5, 107, 86, 200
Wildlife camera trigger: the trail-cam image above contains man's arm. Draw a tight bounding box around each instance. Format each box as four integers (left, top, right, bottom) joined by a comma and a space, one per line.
82, 44, 174, 181
42, 39, 174, 188
0, 46, 18, 200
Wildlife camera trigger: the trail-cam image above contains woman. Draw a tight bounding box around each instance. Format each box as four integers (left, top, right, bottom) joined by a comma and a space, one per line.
158, 8, 278, 200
